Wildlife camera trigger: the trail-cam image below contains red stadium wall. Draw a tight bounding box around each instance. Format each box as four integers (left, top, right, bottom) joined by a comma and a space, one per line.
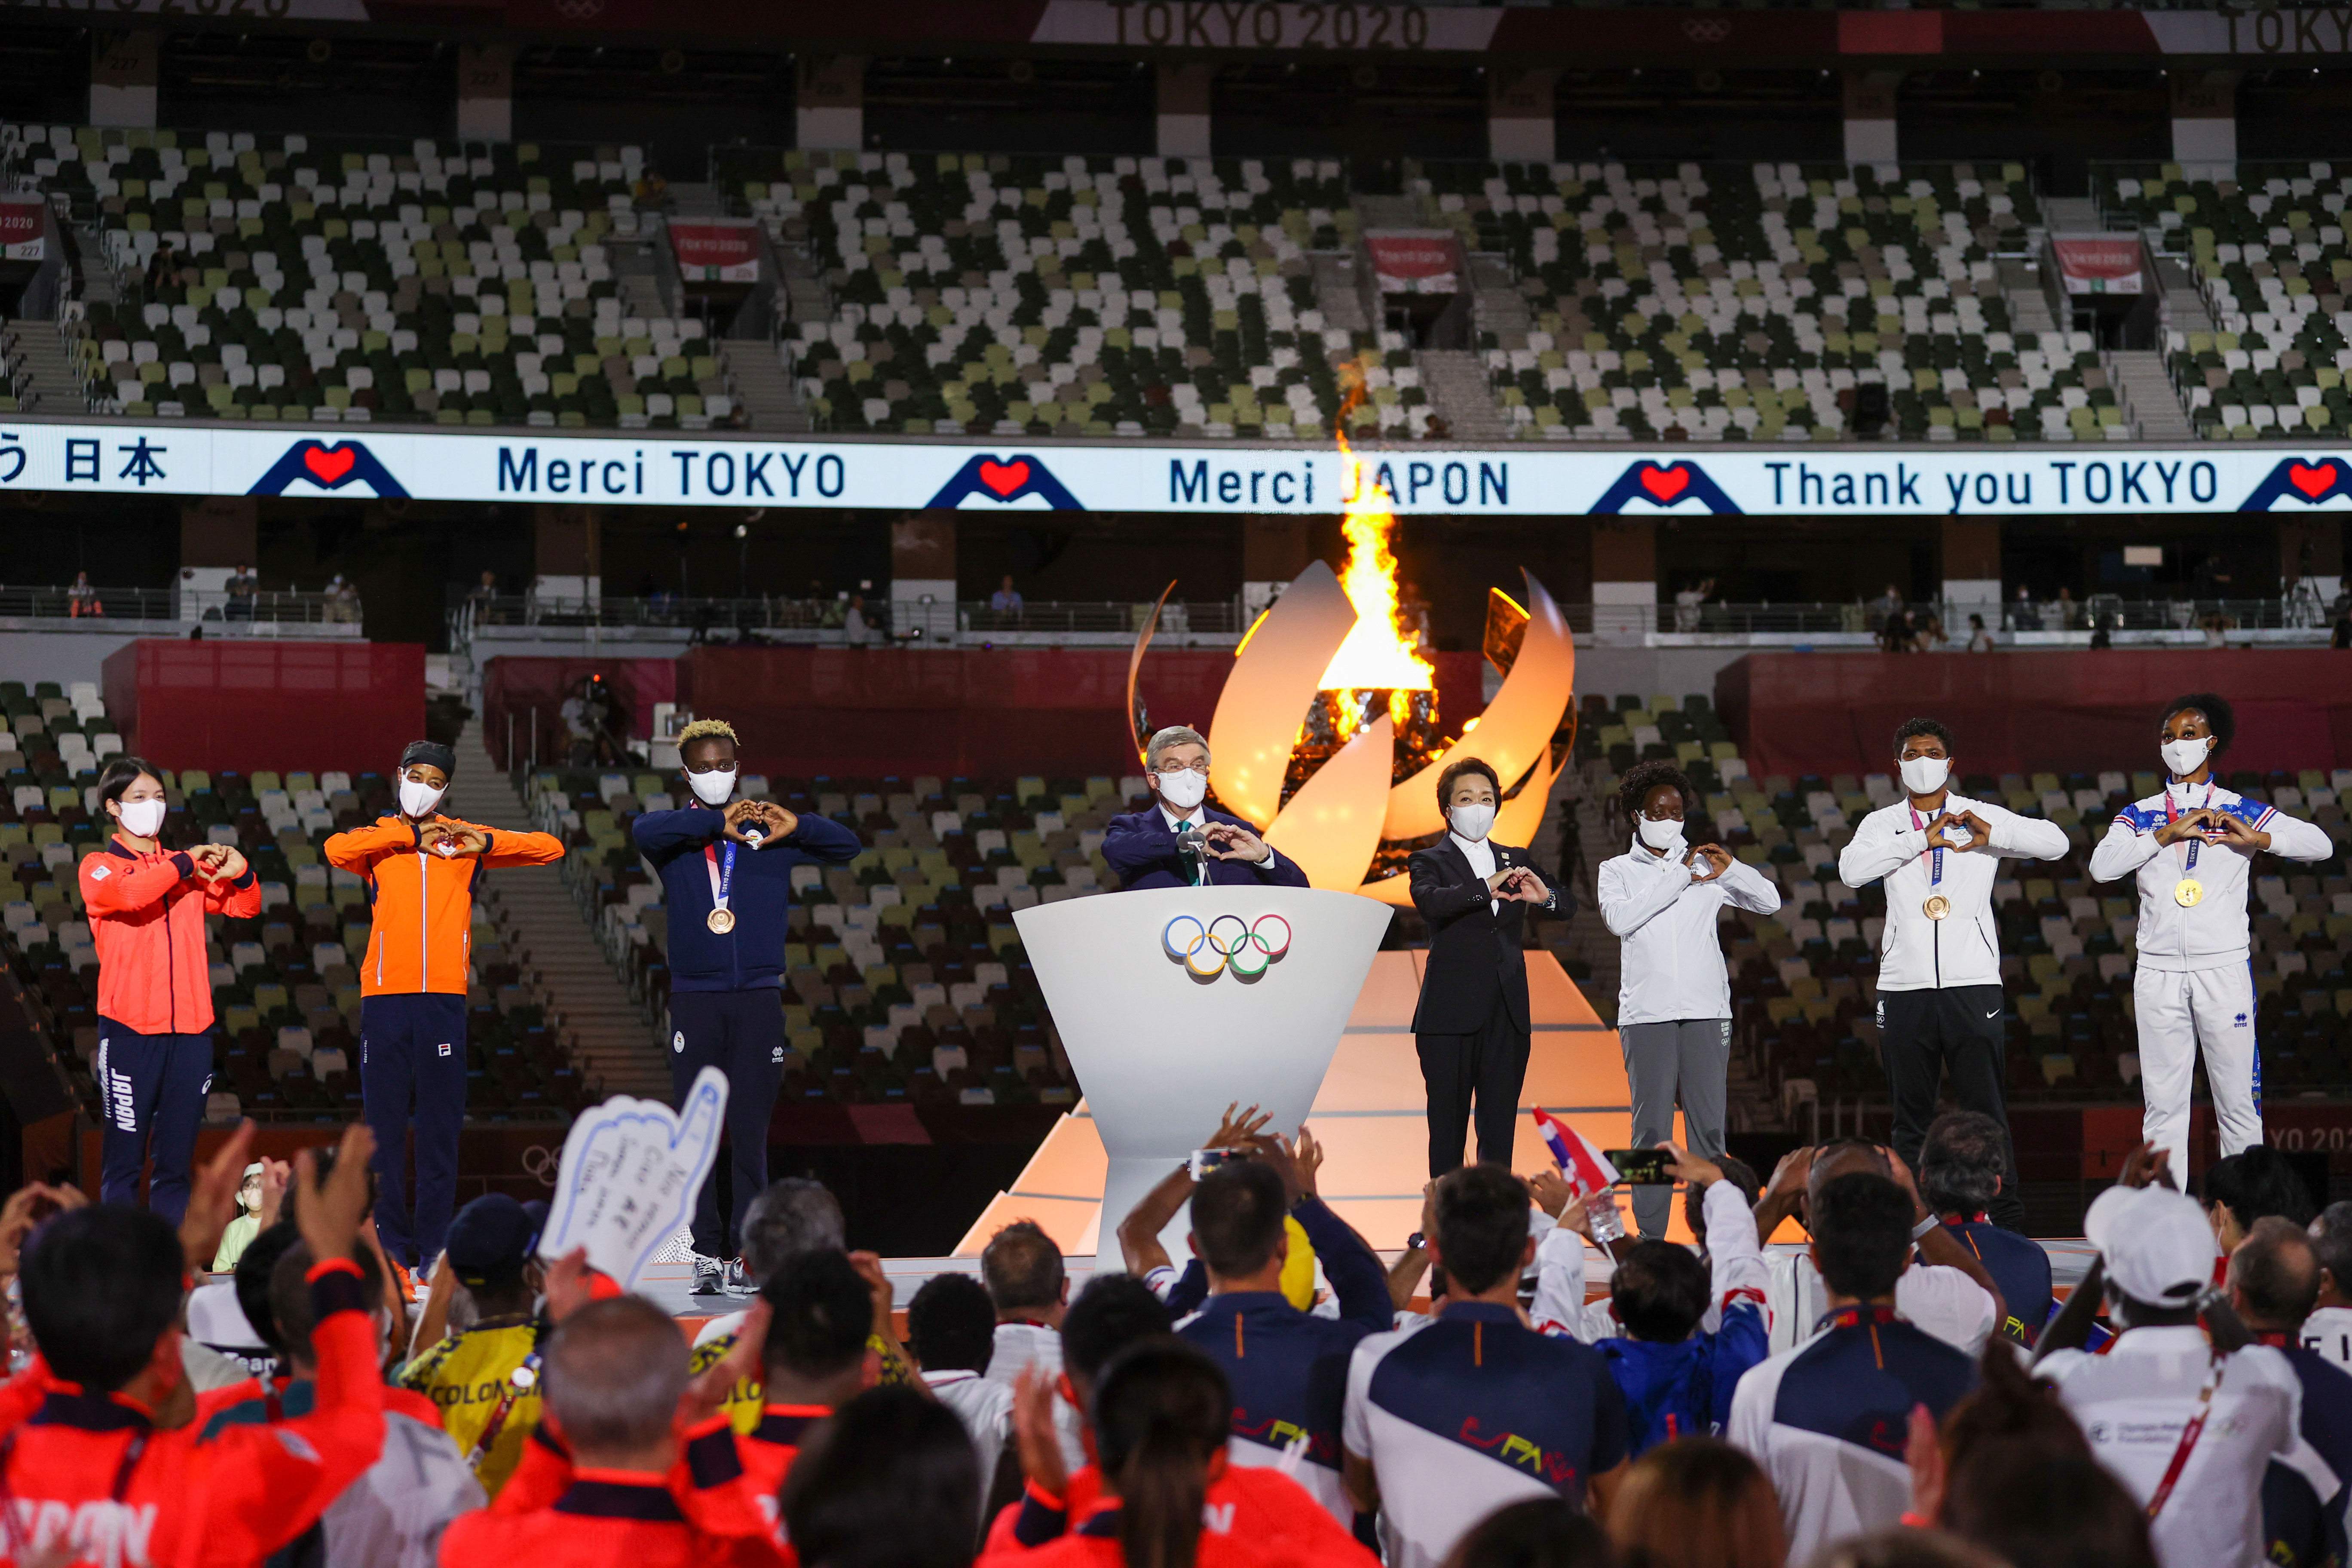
476, 646, 1485, 785
1717, 651, 2352, 781
675, 646, 1231, 781
102, 640, 426, 778
633, 646, 1486, 783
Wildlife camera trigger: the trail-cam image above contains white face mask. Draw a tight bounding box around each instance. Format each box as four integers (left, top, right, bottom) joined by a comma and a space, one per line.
398, 777, 446, 819
2161, 736, 2214, 779
688, 766, 738, 806
1448, 802, 1497, 842
1636, 816, 1686, 854
1155, 766, 1209, 812
115, 797, 166, 840
1899, 756, 1951, 796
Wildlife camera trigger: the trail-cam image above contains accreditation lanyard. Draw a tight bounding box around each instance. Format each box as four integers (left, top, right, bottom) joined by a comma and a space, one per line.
2144, 1352, 2224, 1519
704, 842, 738, 917
1908, 805, 1949, 893
2164, 780, 2217, 879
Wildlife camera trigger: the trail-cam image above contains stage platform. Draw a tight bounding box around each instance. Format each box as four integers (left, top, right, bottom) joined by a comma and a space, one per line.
953, 947, 1692, 1260
635, 1238, 2103, 1331
631, 945, 2099, 1330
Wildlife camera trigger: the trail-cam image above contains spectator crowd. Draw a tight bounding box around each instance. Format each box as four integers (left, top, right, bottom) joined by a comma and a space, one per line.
0, 1095, 2345, 1568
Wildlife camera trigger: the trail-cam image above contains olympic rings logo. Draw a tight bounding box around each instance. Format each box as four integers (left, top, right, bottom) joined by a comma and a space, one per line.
1161, 913, 1292, 981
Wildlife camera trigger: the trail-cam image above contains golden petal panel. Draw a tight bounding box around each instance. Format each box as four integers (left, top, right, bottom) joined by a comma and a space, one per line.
1384, 569, 1577, 842
1207, 559, 1357, 830
1265, 714, 1394, 891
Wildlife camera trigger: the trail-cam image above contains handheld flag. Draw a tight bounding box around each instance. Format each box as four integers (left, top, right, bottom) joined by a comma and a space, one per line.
1532, 1108, 1620, 1195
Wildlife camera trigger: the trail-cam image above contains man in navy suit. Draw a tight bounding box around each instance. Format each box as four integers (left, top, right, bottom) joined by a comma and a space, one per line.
1102, 725, 1311, 891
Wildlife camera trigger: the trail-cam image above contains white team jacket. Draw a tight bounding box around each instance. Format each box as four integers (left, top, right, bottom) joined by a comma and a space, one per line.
2089, 781, 2334, 971
1599, 839, 1783, 1026
1838, 793, 2070, 992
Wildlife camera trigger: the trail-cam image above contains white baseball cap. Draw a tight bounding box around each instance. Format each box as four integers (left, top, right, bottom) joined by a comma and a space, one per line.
2084, 1184, 2218, 1308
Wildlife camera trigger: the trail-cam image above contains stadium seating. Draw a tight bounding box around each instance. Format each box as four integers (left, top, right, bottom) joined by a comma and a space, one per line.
531, 764, 1106, 1108
2, 122, 743, 430
2098, 160, 2352, 439
0, 324, 34, 415
0, 684, 587, 1124
1574, 689, 2352, 1107
1415, 159, 2138, 443
725, 148, 1451, 439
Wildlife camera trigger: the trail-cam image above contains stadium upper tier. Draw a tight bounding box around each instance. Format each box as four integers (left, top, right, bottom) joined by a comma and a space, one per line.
3, 124, 742, 430
2095, 160, 2352, 440
723, 148, 1416, 439
8, 128, 2314, 447
1423, 159, 2110, 442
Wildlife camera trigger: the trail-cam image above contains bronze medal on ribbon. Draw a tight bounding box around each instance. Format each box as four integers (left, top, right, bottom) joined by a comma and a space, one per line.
1923, 894, 1951, 920
707, 906, 736, 934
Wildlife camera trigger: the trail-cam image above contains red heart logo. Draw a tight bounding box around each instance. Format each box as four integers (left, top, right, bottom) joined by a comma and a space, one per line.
303, 445, 356, 484
977, 459, 1029, 497
1639, 463, 1689, 502
2289, 461, 2337, 499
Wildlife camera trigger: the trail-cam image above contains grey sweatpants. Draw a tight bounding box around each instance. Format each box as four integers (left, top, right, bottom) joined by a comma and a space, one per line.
1619, 1017, 1732, 1239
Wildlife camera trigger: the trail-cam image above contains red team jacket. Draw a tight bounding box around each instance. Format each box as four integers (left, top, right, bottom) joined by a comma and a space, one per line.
481, 1409, 788, 1567
440, 1468, 784, 1568
979, 1459, 1376, 1568
80, 838, 262, 1035
0, 1258, 383, 1568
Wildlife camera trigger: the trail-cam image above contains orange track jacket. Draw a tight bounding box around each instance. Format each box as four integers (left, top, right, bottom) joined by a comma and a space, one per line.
323, 816, 564, 998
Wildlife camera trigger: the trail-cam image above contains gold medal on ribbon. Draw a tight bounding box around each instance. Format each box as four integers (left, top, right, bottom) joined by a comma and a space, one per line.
1924, 894, 1951, 920
707, 906, 737, 934
2173, 879, 2204, 909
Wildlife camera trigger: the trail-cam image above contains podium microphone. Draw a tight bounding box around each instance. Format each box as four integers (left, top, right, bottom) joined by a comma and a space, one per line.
1179, 824, 1210, 883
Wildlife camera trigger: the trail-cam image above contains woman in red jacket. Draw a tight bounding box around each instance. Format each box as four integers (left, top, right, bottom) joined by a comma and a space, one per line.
980, 1340, 1377, 1568
79, 755, 261, 1221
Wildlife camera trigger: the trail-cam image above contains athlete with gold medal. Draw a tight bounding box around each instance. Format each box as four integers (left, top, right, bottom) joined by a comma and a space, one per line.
1841, 717, 2071, 1232
2093, 693, 2333, 1186
634, 717, 864, 1294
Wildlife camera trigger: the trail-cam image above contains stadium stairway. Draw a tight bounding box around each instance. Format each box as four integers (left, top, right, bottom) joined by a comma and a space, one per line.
1310, 250, 1370, 334
3, 322, 76, 415
1416, 346, 1510, 440
1469, 252, 1531, 345
732, 343, 809, 433
2000, 257, 2059, 338
2155, 256, 2214, 335
2109, 347, 2195, 440
443, 721, 671, 1101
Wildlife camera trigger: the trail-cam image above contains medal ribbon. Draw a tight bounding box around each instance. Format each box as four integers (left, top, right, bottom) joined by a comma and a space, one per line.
2144, 1353, 2224, 1519
1908, 805, 1948, 894
2164, 779, 2215, 880
704, 841, 737, 921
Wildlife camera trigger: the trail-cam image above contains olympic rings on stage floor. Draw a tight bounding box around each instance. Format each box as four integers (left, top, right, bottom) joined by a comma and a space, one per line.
1161, 912, 1293, 980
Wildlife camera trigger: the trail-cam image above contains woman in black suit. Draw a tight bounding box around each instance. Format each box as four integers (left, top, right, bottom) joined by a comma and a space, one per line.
1409, 757, 1560, 1176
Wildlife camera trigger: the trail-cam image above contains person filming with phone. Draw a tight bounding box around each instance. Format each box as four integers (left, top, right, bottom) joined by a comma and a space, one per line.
1598, 761, 1780, 1241
1410, 758, 1560, 1177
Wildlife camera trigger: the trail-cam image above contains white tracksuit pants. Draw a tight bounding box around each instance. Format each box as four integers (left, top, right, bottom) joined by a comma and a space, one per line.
2135, 962, 2260, 1182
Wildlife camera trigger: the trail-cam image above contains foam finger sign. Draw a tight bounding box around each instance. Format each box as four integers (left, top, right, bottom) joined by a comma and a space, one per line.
537, 1066, 728, 1289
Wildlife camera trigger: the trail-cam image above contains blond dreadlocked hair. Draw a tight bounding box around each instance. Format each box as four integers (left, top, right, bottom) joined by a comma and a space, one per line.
676, 719, 739, 747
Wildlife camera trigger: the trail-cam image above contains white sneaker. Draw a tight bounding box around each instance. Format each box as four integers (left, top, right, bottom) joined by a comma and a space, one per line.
725, 1258, 755, 1293
692, 1253, 726, 1295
